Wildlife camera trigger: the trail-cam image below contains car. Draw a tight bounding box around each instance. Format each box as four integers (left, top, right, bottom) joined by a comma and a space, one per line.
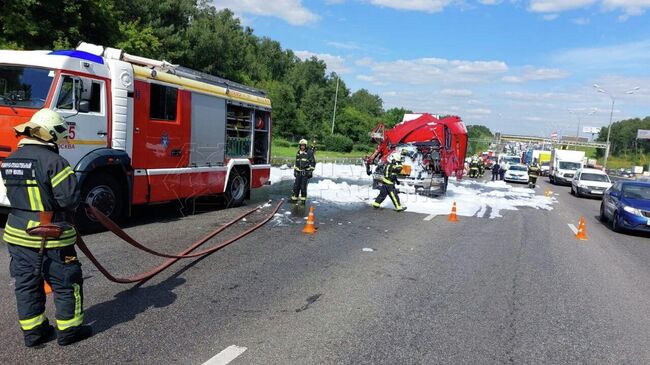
571, 168, 612, 198
600, 181, 650, 233
504, 164, 529, 183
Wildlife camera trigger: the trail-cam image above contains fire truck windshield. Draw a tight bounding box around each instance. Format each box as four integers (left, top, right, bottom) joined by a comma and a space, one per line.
0, 65, 54, 109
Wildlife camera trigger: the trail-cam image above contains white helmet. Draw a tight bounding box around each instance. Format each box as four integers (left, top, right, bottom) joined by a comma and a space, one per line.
390, 152, 402, 162
14, 109, 68, 143
298, 138, 308, 146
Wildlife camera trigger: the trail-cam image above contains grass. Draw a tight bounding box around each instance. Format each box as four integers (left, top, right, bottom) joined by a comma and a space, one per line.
270, 142, 373, 160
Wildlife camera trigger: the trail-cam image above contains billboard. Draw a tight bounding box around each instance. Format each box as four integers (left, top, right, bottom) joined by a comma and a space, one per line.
582, 126, 601, 134
637, 129, 650, 140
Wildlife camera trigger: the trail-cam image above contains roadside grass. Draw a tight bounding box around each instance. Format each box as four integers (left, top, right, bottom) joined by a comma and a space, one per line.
271, 143, 372, 160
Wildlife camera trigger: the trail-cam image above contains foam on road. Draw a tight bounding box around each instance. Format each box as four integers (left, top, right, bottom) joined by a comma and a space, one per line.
270, 165, 555, 219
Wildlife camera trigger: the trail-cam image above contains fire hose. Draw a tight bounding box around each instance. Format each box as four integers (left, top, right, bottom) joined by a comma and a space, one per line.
74, 200, 283, 284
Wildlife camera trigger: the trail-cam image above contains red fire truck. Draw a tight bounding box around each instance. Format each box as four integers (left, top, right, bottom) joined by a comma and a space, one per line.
0, 42, 272, 227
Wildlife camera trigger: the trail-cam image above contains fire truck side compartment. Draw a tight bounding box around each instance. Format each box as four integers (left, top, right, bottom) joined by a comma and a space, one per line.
190, 92, 226, 166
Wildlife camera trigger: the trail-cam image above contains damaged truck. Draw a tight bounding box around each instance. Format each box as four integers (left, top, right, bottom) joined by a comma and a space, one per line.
364, 113, 468, 196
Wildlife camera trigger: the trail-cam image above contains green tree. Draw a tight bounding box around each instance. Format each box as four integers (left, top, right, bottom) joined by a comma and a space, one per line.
382, 107, 412, 128
349, 89, 383, 117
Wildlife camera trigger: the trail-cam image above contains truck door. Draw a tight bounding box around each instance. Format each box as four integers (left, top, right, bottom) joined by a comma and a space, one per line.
131, 81, 190, 203
52, 74, 108, 164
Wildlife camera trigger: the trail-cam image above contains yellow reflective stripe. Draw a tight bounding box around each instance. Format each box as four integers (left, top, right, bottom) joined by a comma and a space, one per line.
5, 224, 76, 239
51, 166, 74, 188
27, 220, 40, 229
389, 192, 401, 209
3, 225, 77, 248
382, 178, 394, 185
25, 180, 44, 211
19, 312, 46, 330
57, 284, 83, 330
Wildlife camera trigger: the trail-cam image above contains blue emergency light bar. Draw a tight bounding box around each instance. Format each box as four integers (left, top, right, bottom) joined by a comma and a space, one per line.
48, 50, 104, 65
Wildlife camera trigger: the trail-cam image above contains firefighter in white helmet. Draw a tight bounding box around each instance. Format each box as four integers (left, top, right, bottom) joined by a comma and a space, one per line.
372, 151, 407, 212
291, 139, 316, 203
2, 109, 92, 347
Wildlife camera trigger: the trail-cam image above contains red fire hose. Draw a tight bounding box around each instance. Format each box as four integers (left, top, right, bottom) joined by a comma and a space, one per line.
75, 200, 283, 284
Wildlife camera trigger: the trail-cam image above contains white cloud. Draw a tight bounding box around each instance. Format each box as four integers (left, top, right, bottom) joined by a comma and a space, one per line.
440, 89, 474, 96
326, 41, 362, 50
368, 0, 455, 12
542, 13, 559, 20
502, 66, 569, 83
211, 0, 318, 25
478, 0, 501, 4
356, 57, 374, 66
551, 39, 650, 71
572, 17, 591, 24
362, 57, 508, 85
529, 0, 596, 13
294, 50, 352, 74
529, 0, 650, 16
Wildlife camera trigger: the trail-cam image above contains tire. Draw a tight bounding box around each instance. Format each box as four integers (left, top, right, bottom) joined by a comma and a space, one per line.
570, 186, 575, 195
550, 176, 554, 184
225, 168, 249, 207
611, 211, 622, 233
599, 203, 607, 223
76, 172, 124, 232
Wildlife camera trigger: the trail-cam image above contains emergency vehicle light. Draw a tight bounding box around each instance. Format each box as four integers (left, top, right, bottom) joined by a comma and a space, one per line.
48, 50, 104, 65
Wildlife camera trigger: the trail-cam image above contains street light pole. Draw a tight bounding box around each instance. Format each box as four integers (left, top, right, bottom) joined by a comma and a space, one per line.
568, 108, 596, 150
331, 76, 339, 134
593, 84, 640, 170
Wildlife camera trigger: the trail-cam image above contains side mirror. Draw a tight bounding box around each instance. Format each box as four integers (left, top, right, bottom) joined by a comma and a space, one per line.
78, 100, 90, 113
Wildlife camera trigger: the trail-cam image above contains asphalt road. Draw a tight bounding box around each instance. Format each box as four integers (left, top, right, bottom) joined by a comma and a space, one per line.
1, 177, 649, 364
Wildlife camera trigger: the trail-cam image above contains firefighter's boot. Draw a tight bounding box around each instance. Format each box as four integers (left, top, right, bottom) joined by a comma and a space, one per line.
394, 206, 407, 212
24, 320, 56, 348
57, 325, 92, 346
290, 195, 299, 203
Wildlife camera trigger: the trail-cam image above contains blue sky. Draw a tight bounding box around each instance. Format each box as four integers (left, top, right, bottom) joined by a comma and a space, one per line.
213, 1, 650, 137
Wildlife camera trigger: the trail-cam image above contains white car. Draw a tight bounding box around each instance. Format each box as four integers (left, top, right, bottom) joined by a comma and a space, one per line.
504, 164, 529, 183
571, 168, 612, 198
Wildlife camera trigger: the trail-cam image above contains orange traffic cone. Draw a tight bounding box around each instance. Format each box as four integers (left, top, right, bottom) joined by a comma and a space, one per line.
545, 188, 551, 197
44, 280, 52, 295
448, 201, 459, 222
302, 206, 317, 234
575, 216, 588, 240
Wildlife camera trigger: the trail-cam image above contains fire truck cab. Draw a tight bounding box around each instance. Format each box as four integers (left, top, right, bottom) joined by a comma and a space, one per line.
0, 42, 272, 228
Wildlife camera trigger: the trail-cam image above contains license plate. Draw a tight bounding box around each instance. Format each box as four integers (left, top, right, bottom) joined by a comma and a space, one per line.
591, 190, 603, 194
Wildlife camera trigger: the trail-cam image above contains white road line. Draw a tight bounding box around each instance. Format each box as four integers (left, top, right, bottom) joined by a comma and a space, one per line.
568, 223, 578, 235
424, 214, 436, 221
202, 345, 247, 365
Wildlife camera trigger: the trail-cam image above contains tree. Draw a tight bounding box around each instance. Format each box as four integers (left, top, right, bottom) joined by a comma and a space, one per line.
349, 89, 383, 117
382, 107, 412, 128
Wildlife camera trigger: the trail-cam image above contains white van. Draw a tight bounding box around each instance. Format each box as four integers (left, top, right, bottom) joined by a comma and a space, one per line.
571, 168, 612, 198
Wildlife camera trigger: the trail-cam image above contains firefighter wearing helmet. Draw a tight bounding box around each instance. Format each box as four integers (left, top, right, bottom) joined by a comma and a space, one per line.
1, 109, 91, 347
372, 151, 407, 212
291, 138, 316, 203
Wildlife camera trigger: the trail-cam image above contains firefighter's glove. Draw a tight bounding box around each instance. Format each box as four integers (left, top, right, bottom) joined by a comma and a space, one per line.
307, 172, 313, 179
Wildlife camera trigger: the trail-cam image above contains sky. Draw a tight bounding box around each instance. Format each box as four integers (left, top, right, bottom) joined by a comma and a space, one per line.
212, 0, 650, 137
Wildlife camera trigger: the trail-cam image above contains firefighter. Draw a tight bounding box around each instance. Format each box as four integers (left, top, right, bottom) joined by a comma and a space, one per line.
2, 109, 91, 347
291, 139, 316, 203
469, 157, 479, 178
372, 152, 407, 212
477, 158, 485, 177
528, 159, 541, 188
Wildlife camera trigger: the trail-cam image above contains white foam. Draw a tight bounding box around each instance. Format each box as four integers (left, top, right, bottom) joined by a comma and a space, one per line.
271, 164, 554, 219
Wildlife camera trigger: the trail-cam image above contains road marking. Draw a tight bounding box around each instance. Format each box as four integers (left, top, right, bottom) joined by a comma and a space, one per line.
203, 345, 247, 365
424, 214, 436, 221
568, 223, 578, 235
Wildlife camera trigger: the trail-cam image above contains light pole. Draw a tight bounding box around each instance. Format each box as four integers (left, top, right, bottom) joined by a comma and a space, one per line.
331, 75, 340, 134
592, 84, 640, 170
568, 108, 596, 148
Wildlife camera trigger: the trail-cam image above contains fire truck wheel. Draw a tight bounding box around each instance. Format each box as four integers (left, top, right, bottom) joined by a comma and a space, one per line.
77, 172, 124, 231
225, 169, 248, 207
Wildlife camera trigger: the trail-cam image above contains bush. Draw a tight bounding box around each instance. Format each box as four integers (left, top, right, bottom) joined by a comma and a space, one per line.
274, 138, 291, 147
323, 134, 354, 152
353, 142, 375, 152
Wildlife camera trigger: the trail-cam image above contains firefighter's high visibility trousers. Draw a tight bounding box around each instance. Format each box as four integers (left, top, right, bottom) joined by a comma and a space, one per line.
373, 183, 402, 210
8, 243, 84, 342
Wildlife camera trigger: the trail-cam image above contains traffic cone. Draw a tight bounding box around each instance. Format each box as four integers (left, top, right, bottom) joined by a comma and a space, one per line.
448, 201, 459, 222
545, 188, 551, 197
575, 216, 588, 240
44, 280, 52, 295
302, 206, 317, 234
